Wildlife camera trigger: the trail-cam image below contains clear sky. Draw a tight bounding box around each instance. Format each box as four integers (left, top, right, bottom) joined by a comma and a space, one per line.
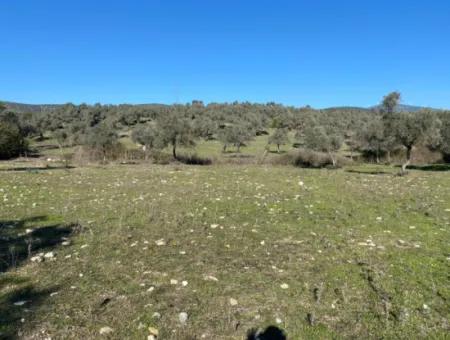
1, 1, 449, 108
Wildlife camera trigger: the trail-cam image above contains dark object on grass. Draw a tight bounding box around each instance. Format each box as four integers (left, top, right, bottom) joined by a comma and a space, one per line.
247, 325, 287, 340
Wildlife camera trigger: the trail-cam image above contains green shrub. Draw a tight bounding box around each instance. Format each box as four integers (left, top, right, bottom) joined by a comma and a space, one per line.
0, 121, 28, 159
276, 148, 349, 168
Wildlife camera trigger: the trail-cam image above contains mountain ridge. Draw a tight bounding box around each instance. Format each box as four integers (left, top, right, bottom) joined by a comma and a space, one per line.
1, 100, 446, 114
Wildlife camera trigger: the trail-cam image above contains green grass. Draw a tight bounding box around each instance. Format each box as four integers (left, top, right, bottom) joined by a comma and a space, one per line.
1, 160, 449, 339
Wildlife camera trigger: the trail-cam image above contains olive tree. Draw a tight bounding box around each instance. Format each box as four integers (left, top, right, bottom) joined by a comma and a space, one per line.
268, 128, 289, 153
439, 113, 450, 160
304, 125, 343, 167
380, 91, 402, 163
0, 109, 28, 159
154, 108, 196, 159
381, 91, 401, 115
389, 111, 441, 174
84, 122, 119, 161
357, 116, 392, 163
218, 124, 253, 153
131, 124, 158, 159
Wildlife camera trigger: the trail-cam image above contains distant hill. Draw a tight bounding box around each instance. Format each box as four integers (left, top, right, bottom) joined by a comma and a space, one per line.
1, 101, 61, 113
322, 106, 372, 112
1, 100, 445, 114
369, 104, 442, 113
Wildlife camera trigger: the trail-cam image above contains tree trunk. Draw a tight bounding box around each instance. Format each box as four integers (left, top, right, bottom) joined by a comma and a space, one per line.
223, 144, 227, 153
172, 143, 177, 159
329, 153, 337, 167
376, 149, 380, 164
57, 143, 67, 168
237, 143, 241, 153
277, 144, 280, 153
386, 150, 391, 164
401, 146, 412, 174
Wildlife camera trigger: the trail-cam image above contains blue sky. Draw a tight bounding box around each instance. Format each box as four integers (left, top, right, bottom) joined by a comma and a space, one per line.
1, 1, 449, 108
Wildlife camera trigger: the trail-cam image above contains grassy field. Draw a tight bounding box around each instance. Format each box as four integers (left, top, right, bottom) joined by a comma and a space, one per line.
1, 159, 449, 339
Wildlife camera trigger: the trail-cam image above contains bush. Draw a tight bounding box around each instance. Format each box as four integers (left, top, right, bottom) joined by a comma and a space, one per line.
71, 144, 126, 164
275, 148, 349, 168
0, 121, 28, 159
176, 153, 213, 165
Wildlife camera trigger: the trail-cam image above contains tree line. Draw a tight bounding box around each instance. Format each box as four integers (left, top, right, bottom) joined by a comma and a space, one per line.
1, 93, 449, 172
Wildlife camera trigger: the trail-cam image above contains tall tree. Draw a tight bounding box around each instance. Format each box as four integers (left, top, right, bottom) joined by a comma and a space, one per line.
357, 117, 390, 163
154, 107, 196, 159
390, 111, 441, 174
218, 123, 253, 153
380, 91, 402, 163
0, 110, 28, 159
84, 122, 119, 161
381, 91, 401, 114
268, 128, 289, 153
131, 124, 158, 159
304, 125, 343, 167
438, 113, 450, 160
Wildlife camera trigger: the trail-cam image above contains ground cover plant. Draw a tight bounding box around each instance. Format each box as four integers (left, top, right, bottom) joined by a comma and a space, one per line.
0, 160, 449, 339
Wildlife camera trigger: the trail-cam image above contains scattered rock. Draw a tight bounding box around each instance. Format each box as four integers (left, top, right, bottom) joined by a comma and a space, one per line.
99, 326, 114, 335
148, 326, 159, 338
203, 275, 219, 282
155, 239, 166, 246
280, 283, 289, 289
210, 224, 219, 229
30, 254, 44, 263
13, 300, 28, 306
229, 298, 238, 306
170, 279, 178, 285
152, 312, 161, 319
44, 252, 55, 259
179, 312, 188, 324
181, 280, 188, 287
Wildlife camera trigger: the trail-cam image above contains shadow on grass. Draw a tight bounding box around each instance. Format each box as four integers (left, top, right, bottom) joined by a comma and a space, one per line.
225, 153, 254, 159
176, 154, 213, 165
0, 216, 78, 338
0, 283, 59, 339
0, 216, 79, 272
345, 169, 393, 175
0, 166, 75, 173
401, 164, 450, 172
247, 326, 287, 340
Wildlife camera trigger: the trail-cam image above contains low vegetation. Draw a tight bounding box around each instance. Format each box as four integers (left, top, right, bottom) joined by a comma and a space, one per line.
0, 162, 449, 338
